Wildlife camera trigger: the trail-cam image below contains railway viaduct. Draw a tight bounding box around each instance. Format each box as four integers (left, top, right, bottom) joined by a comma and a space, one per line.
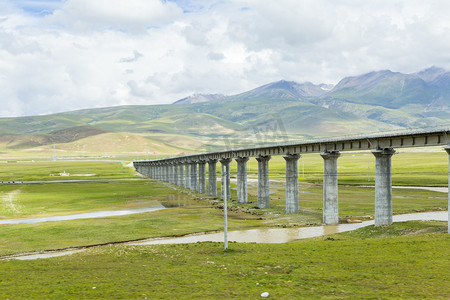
134, 128, 450, 232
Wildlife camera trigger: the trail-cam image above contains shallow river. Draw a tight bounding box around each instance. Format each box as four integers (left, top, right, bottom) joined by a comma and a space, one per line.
131, 211, 448, 245
0, 204, 166, 225
4, 211, 447, 261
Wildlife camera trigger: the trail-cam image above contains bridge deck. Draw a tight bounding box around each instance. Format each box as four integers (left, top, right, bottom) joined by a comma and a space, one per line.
135, 127, 450, 164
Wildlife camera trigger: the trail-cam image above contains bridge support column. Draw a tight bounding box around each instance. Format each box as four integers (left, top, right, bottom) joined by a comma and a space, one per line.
445, 146, 450, 233
284, 154, 300, 213
177, 164, 184, 186
198, 160, 207, 193
184, 162, 190, 188
220, 158, 232, 200
235, 157, 249, 203
166, 164, 170, 182
208, 159, 218, 196
157, 165, 162, 180
168, 164, 174, 184
321, 151, 341, 224
160, 164, 164, 181
161, 165, 166, 182
372, 148, 396, 226
172, 164, 178, 184
153, 165, 158, 180
190, 161, 198, 191
256, 155, 271, 208
172, 164, 177, 184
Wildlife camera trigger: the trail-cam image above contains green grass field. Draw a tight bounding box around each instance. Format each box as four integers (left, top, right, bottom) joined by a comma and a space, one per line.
0, 155, 448, 299
0, 156, 448, 256
0, 161, 136, 181
0, 222, 448, 299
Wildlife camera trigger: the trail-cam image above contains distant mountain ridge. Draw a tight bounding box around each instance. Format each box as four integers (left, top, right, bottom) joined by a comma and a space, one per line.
173, 94, 225, 105
0, 67, 449, 156
173, 66, 450, 110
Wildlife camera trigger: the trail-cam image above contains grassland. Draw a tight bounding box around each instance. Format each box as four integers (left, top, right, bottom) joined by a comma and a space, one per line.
0, 131, 212, 161
0, 161, 136, 182
0, 154, 448, 256
0, 155, 448, 299
0, 222, 448, 299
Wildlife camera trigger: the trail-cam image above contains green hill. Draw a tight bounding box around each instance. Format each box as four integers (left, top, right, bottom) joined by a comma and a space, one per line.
0, 68, 449, 159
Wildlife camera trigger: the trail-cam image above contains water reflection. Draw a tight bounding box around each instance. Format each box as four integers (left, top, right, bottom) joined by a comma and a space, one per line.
161, 194, 194, 208
0, 204, 166, 225
11, 250, 84, 261
131, 211, 447, 245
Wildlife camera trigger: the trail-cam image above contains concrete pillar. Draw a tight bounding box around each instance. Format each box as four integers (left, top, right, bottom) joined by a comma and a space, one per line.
284, 154, 300, 213
235, 157, 249, 203
190, 161, 198, 191
445, 146, 450, 233
165, 164, 170, 182
372, 148, 396, 226
172, 164, 177, 184
198, 160, 207, 193
157, 165, 161, 180
220, 158, 232, 200
164, 164, 169, 182
256, 155, 271, 208
184, 163, 190, 188
168, 163, 174, 184
161, 164, 166, 181
208, 159, 218, 196
171, 164, 176, 184
321, 151, 341, 224
177, 164, 184, 186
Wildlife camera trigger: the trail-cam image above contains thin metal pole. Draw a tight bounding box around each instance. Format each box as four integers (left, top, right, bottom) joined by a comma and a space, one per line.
224, 170, 228, 250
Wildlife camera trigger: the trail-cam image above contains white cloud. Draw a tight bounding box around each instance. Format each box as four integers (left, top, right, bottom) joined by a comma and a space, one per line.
119, 50, 144, 63
0, 0, 450, 117
207, 52, 225, 61
47, 0, 183, 32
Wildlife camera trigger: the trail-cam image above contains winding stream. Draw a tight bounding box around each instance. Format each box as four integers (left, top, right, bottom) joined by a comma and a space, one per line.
131, 211, 448, 245
3, 211, 447, 261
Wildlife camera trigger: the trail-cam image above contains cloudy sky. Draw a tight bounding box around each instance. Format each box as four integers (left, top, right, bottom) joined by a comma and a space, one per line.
1, 0, 449, 117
